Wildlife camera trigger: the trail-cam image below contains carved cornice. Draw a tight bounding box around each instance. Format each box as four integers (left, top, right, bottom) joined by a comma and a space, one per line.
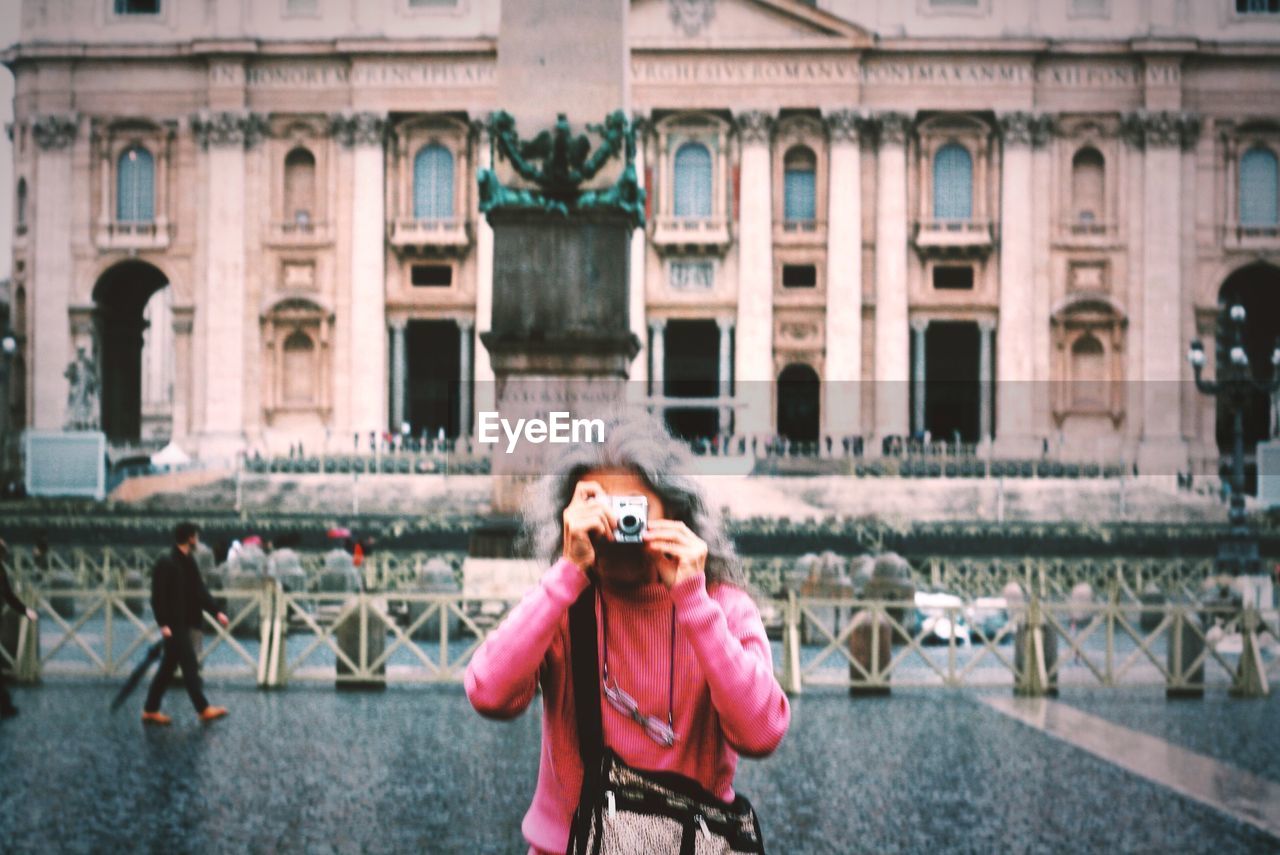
1120, 110, 1201, 149
32, 113, 79, 150
998, 111, 1055, 148
823, 109, 863, 144
329, 111, 386, 147
872, 111, 913, 146
190, 110, 269, 149
734, 110, 774, 145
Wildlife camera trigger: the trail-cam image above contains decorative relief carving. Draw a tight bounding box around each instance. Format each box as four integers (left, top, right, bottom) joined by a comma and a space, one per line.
329, 111, 387, 147
734, 110, 774, 145
998, 111, 1056, 147
190, 111, 270, 149
668, 0, 717, 37
823, 109, 863, 144
33, 113, 78, 150
1119, 110, 1201, 149
872, 111, 913, 146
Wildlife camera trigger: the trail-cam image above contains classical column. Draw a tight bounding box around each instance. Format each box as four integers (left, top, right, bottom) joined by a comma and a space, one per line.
649, 319, 666, 398
1125, 111, 1200, 471
995, 112, 1052, 455
30, 113, 78, 430
734, 110, 774, 437
170, 307, 194, 441
628, 115, 649, 403
458, 318, 474, 436
389, 320, 407, 433
333, 112, 388, 437
191, 110, 264, 455
979, 319, 995, 444
873, 112, 912, 440
911, 319, 928, 435
824, 109, 863, 439
472, 120, 496, 417
717, 316, 734, 435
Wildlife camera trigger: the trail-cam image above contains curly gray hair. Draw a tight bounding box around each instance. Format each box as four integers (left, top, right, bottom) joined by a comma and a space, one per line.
521, 409, 746, 589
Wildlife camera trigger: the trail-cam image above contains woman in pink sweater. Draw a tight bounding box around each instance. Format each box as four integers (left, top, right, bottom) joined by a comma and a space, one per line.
465, 415, 791, 855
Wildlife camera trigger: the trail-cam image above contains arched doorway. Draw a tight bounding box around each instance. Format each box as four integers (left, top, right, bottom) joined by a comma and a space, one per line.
1216, 262, 1280, 493
92, 261, 170, 444
777, 363, 820, 444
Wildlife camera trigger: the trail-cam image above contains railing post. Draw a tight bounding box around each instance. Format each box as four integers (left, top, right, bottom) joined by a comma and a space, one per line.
257, 578, 284, 689
15, 583, 41, 683
782, 591, 802, 695
1015, 594, 1048, 697
1230, 607, 1270, 699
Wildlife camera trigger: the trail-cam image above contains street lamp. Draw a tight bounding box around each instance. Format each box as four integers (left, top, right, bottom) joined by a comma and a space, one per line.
1187, 303, 1280, 533
1186, 303, 1280, 698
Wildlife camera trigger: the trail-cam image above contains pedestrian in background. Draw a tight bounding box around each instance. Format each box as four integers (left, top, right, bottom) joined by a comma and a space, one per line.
0, 538, 39, 719
142, 522, 230, 726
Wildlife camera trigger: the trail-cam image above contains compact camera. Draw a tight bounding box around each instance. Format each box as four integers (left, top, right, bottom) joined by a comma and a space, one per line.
608, 495, 648, 543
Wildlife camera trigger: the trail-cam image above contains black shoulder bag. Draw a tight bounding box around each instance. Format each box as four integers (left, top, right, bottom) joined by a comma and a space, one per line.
565, 585, 767, 855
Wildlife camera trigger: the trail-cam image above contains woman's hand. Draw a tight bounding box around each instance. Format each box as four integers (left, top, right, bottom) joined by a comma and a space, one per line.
643, 520, 707, 589
562, 480, 616, 572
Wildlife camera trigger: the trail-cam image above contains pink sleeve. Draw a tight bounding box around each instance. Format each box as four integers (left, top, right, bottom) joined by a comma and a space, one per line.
464, 557, 590, 720
670, 573, 791, 757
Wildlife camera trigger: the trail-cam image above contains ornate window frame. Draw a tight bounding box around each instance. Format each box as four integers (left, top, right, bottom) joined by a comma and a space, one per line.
388, 115, 472, 255
1220, 118, 1280, 249
1050, 295, 1127, 426
260, 294, 334, 422
91, 117, 176, 251
650, 112, 733, 255
1053, 116, 1123, 246
266, 115, 334, 247
772, 114, 827, 246
912, 114, 994, 257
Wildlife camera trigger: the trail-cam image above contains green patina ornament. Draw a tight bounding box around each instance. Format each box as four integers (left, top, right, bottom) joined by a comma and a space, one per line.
478, 109, 645, 228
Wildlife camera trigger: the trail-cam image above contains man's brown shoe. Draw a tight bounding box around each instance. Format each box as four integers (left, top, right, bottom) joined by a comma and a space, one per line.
198, 706, 228, 723
141, 711, 172, 725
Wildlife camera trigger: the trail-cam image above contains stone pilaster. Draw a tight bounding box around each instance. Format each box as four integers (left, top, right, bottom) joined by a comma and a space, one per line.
823, 109, 864, 439
389, 320, 407, 433
979, 319, 995, 444
717, 315, 734, 434
649, 318, 667, 397
191, 110, 265, 456
628, 113, 649, 403
1124, 111, 1201, 471
458, 318, 474, 436
30, 112, 78, 430
472, 120, 497, 417
910, 318, 928, 435
995, 112, 1052, 455
333, 111, 388, 437
734, 110, 775, 436
873, 111, 912, 440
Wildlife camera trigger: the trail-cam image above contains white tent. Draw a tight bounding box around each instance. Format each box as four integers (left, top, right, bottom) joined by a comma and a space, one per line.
150, 441, 191, 468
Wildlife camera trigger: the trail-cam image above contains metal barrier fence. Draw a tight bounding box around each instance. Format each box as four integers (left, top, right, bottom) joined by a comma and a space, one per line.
3, 581, 1274, 697
4, 547, 1225, 600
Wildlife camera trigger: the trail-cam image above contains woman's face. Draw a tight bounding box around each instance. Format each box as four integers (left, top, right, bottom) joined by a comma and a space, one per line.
579, 467, 667, 588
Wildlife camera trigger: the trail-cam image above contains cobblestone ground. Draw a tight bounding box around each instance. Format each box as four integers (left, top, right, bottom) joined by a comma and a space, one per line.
0, 682, 1277, 854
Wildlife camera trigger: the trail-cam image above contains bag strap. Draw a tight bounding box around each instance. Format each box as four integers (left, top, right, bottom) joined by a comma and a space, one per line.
568, 584, 604, 776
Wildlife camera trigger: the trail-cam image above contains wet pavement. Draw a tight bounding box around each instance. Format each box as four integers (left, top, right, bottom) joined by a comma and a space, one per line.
1, 682, 1277, 854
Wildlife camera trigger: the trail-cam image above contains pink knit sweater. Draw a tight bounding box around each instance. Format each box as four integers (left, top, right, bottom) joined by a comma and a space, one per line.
465, 557, 791, 855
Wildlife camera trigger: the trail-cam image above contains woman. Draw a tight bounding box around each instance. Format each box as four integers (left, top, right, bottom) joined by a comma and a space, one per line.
465, 414, 790, 855
0, 538, 40, 719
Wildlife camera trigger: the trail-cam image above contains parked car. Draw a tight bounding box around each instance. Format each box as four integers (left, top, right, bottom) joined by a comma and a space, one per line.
911, 591, 971, 645
965, 596, 1012, 643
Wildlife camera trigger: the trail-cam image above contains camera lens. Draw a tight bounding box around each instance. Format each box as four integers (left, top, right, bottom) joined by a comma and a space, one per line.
619, 514, 639, 533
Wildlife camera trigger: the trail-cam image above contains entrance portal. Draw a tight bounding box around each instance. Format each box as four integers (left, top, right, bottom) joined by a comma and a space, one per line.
663, 319, 720, 440
92, 262, 170, 443
1217, 263, 1280, 493
406, 320, 461, 439
924, 321, 980, 445
777, 363, 820, 444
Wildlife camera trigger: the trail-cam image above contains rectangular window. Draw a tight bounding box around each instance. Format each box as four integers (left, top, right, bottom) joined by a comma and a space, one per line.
933, 266, 974, 290
782, 264, 817, 289
114, 0, 161, 13
286, 0, 318, 14
411, 265, 452, 287
1238, 0, 1280, 12
1071, 0, 1107, 16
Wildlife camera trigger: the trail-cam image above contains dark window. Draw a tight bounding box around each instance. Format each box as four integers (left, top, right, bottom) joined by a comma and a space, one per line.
933, 266, 974, 290
782, 264, 817, 288
411, 265, 452, 287
115, 0, 161, 14
1238, 0, 1280, 12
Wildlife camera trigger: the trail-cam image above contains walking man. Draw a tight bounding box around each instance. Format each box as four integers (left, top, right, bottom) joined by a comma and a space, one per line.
142, 522, 230, 725
0, 538, 39, 719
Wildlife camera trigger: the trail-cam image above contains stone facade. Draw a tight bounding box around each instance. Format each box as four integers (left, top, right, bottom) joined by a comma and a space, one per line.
5, 0, 1280, 466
